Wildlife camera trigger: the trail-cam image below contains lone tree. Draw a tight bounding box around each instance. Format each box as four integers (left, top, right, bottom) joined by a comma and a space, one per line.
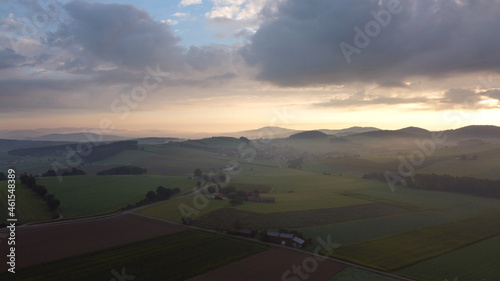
146, 191, 157, 201
156, 186, 172, 200
47, 198, 60, 211
194, 168, 202, 178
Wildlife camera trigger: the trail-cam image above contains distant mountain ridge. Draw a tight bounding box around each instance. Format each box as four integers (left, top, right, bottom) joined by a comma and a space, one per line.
289, 130, 328, 139
33, 133, 127, 142
2, 125, 500, 142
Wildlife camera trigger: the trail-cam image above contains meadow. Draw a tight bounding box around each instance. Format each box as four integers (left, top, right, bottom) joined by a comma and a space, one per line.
331, 209, 500, 271
0, 181, 54, 223
397, 234, 500, 280
36, 174, 196, 218
329, 267, 400, 281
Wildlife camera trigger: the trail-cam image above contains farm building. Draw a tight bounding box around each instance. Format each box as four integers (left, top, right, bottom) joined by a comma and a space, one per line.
266, 232, 305, 248
211, 193, 224, 199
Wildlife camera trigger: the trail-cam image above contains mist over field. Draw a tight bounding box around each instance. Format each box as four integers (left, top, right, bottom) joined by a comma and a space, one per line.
2, 0, 500, 280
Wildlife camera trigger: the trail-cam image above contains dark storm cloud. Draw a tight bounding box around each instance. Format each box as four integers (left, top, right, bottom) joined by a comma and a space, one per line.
48, 0, 185, 71
0, 48, 26, 69
241, 0, 500, 87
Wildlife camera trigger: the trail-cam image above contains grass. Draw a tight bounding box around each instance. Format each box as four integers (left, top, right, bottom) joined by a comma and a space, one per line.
1, 229, 268, 281
300, 212, 451, 251
345, 184, 500, 220
37, 175, 197, 218
137, 194, 230, 223
137, 172, 376, 224
193, 203, 410, 230
0, 181, 54, 223
397, 234, 500, 281
330, 209, 500, 271
329, 267, 400, 281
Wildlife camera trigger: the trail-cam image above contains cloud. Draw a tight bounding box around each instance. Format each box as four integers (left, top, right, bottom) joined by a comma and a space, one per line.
161, 19, 179, 26
315, 87, 500, 110
48, 1, 185, 71
0, 48, 26, 69
206, 0, 272, 20
241, 0, 500, 87
172, 12, 189, 18
179, 0, 203, 7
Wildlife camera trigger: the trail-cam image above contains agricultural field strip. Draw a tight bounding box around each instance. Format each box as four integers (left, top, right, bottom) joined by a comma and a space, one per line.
331, 209, 500, 271
396, 234, 500, 281
0, 229, 268, 281
0, 213, 187, 272
35, 175, 196, 218
194, 203, 412, 230
131, 212, 418, 281
0, 181, 53, 222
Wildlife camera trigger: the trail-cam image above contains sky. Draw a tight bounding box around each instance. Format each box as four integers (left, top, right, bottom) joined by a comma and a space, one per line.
1, 0, 500, 137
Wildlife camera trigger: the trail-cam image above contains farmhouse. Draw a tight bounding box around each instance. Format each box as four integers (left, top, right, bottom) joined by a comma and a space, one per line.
211, 193, 224, 199
266, 231, 305, 248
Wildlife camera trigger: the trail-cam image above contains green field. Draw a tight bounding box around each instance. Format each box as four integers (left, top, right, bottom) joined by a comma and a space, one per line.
2, 229, 268, 281
37, 175, 197, 218
137, 193, 231, 223
331, 209, 500, 271
397, 234, 500, 280
0, 181, 54, 223
300, 212, 451, 251
137, 172, 379, 224
330, 267, 400, 281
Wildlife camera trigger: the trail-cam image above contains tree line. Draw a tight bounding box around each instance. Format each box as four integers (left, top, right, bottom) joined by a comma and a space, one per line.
405, 173, 500, 199
19, 173, 61, 213
363, 172, 500, 199
97, 165, 147, 175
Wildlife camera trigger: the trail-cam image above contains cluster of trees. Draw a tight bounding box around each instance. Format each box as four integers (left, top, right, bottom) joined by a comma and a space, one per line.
362, 172, 500, 199
41, 168, 86, 177
145, 186, 181, 202
19, 173, 61, 212
8, 144, 71, 156
83, 141, 139, 162
97, 166, 147, 175
406, 173, 500, 199
121, 186, 181, 211
288, 157, 304, 169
